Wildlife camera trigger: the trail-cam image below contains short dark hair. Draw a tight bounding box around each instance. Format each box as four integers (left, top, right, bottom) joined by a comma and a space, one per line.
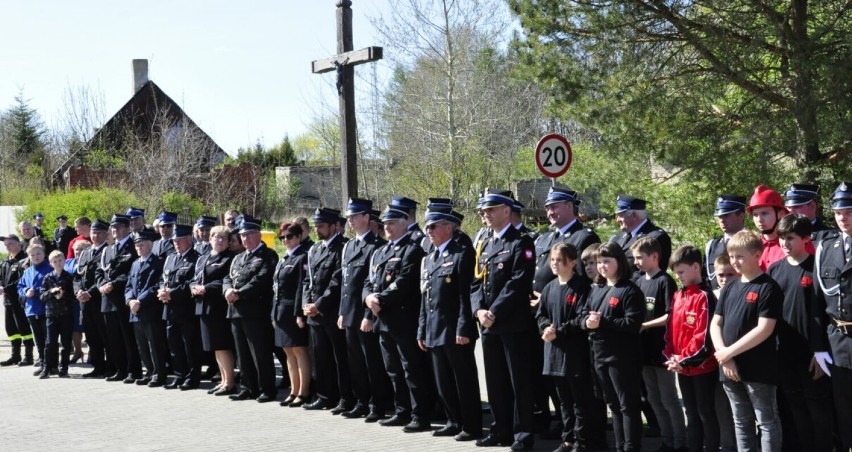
670, 244, 703, 270
594, 242, 632, 285
75, 216, 92, 226
581, 242, 600, 262
776, 213, 813, 239
550, 242, 578, 263
630, 236, 661, 257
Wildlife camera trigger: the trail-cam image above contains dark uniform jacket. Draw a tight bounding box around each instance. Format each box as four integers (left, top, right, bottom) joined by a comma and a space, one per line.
223, 243, 278, 319
1, 250, 28, 306
96, 238, 138, 313
339, 231, 386, 328
271, 247, 307, 324
193, 250, 235, 318
53, 227, 77, 259
40, 270, 75, 318
125, 255, 164, 322
812, 218, 838, 246
704, 235, 731, 289
302, 234, 346, 326
160, 249, 199, 323
471, 225, 536, 335
533, 220, 600, 291
418, 239, 477, 347
363, 232, 425, 333
194, 241, 212, 256
610, 219, 672, 271
408, 224, 427, 252
815, 232, 852, 369
73, 244, 106, 306
152, 238, 175, 259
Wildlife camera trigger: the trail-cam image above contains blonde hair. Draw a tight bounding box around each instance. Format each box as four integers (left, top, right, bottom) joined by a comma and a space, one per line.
727, 230, 763, 254
210, 225, 229, 237
26, 244, 45, 254
48, 250, 65, 261
73, 241, 92, 252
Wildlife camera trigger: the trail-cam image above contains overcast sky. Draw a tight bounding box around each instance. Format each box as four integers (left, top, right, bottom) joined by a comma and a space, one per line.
0, 0, 394, 154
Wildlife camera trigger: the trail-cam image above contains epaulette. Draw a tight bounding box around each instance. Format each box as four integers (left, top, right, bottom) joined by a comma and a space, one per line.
821, 229, 841, 241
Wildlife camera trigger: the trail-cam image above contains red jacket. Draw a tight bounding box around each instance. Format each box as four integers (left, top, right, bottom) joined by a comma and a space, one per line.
663, 283, 718, 376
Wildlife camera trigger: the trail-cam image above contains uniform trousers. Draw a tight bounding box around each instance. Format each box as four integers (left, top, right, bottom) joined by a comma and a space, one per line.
379, 328, 431, 420
81, 299, 109, 372
430, 341, 482, 434
45, 315, 72, 370
830, 364, 852, 449
345, 326, 391, 411
777, 359, 834, 452
166, 318, 203, 382
26, 315, 47, 364
231, 317, 276, 397
133, 319, 167, 380
104, 310, 142, 377
309, 322, 352, 405
481, 332, 534, 443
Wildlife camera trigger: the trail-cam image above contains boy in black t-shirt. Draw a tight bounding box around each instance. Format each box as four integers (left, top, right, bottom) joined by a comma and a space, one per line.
630, 237, 685, 451
768, 214, 835, 452
710, 230, 782, 452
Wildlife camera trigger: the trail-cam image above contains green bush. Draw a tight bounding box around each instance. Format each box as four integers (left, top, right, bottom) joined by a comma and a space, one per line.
161, 192, 208, 223
16, 188, 141, 232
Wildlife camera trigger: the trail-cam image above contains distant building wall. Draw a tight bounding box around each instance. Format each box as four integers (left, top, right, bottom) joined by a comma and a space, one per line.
276, 165, 342, 211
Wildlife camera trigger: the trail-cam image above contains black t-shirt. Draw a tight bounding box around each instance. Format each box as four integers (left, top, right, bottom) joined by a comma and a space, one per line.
715, 273, 782, 384
635, 270, 676, 366
767, 255, 817, 363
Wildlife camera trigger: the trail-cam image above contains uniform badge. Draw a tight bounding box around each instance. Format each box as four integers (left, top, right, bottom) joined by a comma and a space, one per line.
385, 274, 392, 282
497, 263, 504, 270
524, 249, 534, 260
685, 315, 695, 325
442, 251, 448, 257
565, 294, 576, 305
394, 246, 400, 251
388, 282, 398, 291
745, 291, 758, 303
800, 276, 813, 287
608, 297, 620, 307
645, 297, 655, 311
445, 276, 452, 284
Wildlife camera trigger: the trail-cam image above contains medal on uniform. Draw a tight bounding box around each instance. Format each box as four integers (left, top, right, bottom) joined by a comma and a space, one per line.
442, 251, 448, 257
386, 274, 392, 282
445, 276, 451, 283
497, 263, 504, 270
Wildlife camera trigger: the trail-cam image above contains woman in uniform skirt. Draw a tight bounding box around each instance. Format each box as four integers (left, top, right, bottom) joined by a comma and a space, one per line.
272, 222, 311, 407
191, 226, 237, 395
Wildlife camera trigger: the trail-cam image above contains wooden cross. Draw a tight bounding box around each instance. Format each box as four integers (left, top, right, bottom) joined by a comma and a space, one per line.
312, 0, 383, 206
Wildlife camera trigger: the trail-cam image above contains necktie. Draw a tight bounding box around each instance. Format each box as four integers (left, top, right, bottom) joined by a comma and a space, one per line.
432, 250, 440, 263
845, 236, 851, 263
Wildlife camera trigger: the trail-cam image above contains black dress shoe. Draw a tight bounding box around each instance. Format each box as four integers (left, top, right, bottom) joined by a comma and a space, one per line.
123, 375, 141, 384
1, 356, 21, 366
229, 390, 255, 401
105, 372, 127, 382
403, 419, 431, 432
364, 410, 385, 423
17, 358, 33, 367
179, 379, 200, 391
379, 415, 412, 427
279, 394, 297, 406
256, 393, 276, 403
330, 401, 353, 415
81, 369, 105, 379
135, 377, 152, 386
475, 434, 512, 447
302, 399, 333, 410
208, 385, 222, 394
148, 379, 165, 388
164, 379, 181, 390
341, 405, 369, 419
214, 386, 238, 396
433, 425, 461, 437
454, 431, 481, 442
288, 396, 308, 408
58, 369, 69, 378
510, 440, 534, 451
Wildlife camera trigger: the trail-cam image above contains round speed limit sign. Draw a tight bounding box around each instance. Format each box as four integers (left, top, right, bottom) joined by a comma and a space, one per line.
535, 134, 572, 178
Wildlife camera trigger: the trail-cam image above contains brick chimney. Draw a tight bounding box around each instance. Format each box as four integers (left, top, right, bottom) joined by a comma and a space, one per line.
132, 59, 149, 94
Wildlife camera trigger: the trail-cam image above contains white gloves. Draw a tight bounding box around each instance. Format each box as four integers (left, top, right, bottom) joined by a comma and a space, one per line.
814, 352, 833, 376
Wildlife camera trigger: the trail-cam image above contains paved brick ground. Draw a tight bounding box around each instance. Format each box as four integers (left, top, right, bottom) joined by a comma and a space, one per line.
0, 306, 665, 451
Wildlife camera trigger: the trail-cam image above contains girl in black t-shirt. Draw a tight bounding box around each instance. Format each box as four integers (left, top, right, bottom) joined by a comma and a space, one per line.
582, 242, 644, 452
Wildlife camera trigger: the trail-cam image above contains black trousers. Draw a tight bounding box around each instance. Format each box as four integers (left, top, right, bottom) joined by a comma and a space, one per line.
379, 328, 431, 419
595, 358, 643, 452
777, 356, 835, 452
678, 371, 720, 452
309, 322, 352, 405
481, 332, 534, 443
103, 310, 142, 376
166, 318, 203, 382
4, 303, 33, 355
134, 319, 168, 380
430, 341, 482, 434
26, 315, 46, 363
345, 326, 392, 411
231, 317, 276, 396
829, 364, 852, 449
553, 360, 601, 446
81, 299, 108, 372
530, 333, 555, 428
45, 315, 73, 370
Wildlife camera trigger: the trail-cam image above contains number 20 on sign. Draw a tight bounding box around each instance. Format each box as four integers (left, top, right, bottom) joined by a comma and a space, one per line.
535, 134, 572, 179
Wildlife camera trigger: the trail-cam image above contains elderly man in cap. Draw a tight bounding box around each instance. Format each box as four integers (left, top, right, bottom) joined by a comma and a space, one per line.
0, 234, 35, 366
420, 199, 473, 253
223, 215, 279, 402
417, 203, 482, 441
610, 194, 672, 272
785, 183, 838, 245
471, 188, 537, 450
158, 224, 202, 390
390, 195, 425, 244
53, 215, 77, 258
813, 182, 852, 449
74, 219, 111, 378
301, 207, 354, 413
97, 214, 143, 383
337, 199, 393, 421
194, 215, 217, 255
152, 211, 178, 258
125, 230, 166, 387
363, 202, 432, 432
705, 195, 748, 289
